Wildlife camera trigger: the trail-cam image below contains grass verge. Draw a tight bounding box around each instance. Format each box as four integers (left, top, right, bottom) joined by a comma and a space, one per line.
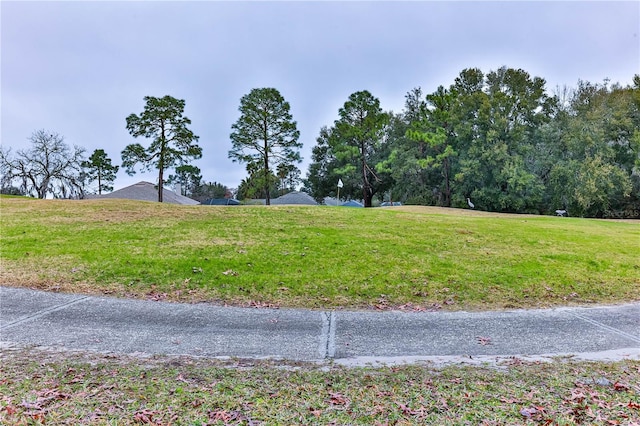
1, 348, 638, 425
1, 197, 638, 310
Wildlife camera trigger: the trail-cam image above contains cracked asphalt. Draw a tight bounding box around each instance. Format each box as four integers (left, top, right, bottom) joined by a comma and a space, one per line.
1, 286, 639, 366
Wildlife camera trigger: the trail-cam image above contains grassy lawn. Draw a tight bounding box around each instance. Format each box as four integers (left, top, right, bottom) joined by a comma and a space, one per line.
1, 198, 639, 424
1, 348, 639, 425
1, 197, 638, 310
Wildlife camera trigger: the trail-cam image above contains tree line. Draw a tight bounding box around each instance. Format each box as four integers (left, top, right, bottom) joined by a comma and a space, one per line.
1, 66, 638, 217
0, 96, 226, 203
305, 68, 640, 218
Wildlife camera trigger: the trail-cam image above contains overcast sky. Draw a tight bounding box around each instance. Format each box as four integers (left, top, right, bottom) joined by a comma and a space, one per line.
2, 1, 639, 192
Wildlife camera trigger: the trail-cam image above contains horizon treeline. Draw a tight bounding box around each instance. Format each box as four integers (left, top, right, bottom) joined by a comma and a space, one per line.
2, 65, 638, 218
303, 66, 640, 218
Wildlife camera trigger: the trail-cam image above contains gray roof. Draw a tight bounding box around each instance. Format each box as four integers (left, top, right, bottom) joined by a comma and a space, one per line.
271, 191, 318, 205
202, 198, 241, 206
98, 181, 199, 205
323, 197, 341, 206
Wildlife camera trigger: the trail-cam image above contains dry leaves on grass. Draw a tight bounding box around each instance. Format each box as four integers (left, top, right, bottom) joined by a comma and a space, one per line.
477, 336, 493, 346
2, 346, 639, 425
246, 300, 279, 309
145, 291, 168, 301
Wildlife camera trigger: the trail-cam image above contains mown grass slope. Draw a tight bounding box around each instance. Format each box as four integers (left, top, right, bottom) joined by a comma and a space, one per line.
1, 197, 638, 310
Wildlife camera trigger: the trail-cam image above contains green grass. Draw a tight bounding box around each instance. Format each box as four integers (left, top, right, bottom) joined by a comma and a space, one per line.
1, 348, 639, 425
1, 197, 638, 309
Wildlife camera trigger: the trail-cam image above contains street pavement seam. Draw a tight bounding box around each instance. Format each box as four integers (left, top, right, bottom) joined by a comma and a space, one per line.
0, 296, 90, 331
327, 311, 336, 358
318, 311, 336, 359
569, 311, 640, 344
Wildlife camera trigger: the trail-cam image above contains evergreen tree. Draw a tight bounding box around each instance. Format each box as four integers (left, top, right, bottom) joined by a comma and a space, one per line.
122, 95, 201, 202
229, 88, 301, 205
82, 149, 119, 194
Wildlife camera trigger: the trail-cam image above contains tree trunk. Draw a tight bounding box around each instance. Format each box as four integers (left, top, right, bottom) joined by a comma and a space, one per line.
361, 141, 372, 207
264, 140, 270, 206
158, 166, 164, 203
158, 122, 165, 202
362, 169, 373, 207
443, 157, 451, 207
35, 176, 47, 199
363, 190, 373, 207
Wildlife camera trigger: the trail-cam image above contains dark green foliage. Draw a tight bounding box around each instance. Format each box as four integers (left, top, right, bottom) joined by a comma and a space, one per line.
451, 67, 551, 213
123, 95, 201, 202
166, 164, 202, 197
378, 86, 458, 206
166, 167, 231, 202
305, 91, 391, 207
276, 162, 301, 195
306, 68, 640, 217
334, 91, 391, 207
237, 164, 281, 201
229, 88, 301, 205
192, 181, 230, 203
302, 126, 342, 202
544, 80, 637, 217
0, 186, 25, 196
82, 149, 119, 194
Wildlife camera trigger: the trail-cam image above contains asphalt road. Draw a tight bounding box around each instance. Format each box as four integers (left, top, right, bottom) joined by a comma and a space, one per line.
1, 286, 639, 366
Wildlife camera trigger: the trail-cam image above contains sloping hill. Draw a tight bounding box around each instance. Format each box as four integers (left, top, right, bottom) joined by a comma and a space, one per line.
1, 198, 638, 310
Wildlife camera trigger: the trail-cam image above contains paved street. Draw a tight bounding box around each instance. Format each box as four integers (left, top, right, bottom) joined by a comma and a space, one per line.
1, 286, 639, 366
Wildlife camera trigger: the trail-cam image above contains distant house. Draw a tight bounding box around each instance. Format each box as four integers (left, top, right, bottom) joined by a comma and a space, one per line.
202, 198, 240, 206
271, 191, 318, 205
341, 200, 364, 207
324, 197, 370, 207
97, 181, 199, 205
323, 197, 340, 206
